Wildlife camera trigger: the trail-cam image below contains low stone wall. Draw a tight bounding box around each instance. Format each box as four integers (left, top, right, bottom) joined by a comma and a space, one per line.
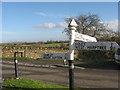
2, 46, 69, 59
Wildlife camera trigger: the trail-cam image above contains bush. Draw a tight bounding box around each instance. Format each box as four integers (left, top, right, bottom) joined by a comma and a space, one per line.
78, 50, 115, 62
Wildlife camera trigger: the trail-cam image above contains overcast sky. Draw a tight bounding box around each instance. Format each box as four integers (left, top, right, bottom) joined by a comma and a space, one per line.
2, 2, 118, 43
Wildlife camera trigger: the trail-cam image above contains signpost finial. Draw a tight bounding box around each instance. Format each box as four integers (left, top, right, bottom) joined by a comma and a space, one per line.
68, 19, 78, 27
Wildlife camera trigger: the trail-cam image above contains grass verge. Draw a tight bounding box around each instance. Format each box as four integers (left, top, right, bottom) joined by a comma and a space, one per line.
2, 57, 64, 61
2, 57, 34, 60
2, 78, 68, 90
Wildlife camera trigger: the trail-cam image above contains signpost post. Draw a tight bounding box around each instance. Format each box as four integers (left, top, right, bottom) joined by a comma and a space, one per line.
68, 19, 78, 90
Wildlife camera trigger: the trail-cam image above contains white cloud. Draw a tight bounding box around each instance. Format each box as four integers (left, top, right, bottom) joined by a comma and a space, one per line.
104, 19, 118, 32
36, 12, 47, 16
3, 31, 16, 34
33, 19, 118, 32
36, 12, 68, 18
33, 22, 67, 29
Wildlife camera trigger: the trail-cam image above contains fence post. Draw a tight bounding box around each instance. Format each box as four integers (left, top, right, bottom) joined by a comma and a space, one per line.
68, 19, 78, 90
14, 51, 24, 79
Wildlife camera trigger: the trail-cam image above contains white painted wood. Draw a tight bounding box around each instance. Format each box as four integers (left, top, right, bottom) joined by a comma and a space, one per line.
43, 53, 68, 60
75, 41, 119, 50
69, 19, 78, 27
75, 32, 97, 42
69, 19, 78, 60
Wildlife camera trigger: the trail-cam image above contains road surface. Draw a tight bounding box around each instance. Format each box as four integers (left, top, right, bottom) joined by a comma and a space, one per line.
2, 60, 119, 89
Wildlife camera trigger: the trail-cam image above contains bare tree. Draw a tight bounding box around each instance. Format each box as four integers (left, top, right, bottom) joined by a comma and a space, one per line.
64, 13, 117, 39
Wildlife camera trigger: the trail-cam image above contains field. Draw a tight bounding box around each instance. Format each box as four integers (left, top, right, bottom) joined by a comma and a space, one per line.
41, 43, 61, 47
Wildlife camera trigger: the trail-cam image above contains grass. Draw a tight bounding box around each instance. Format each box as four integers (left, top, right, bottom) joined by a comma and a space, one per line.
2, 56, 66, 61
41, 43, 61, 47
2, 78, 68, 90
2, 57, 34, 60
2, 57, 64, 61
10, 43, 67, 48
36, 58, 65, 61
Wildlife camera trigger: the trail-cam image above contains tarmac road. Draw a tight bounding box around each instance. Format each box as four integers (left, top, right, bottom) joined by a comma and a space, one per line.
2, 60, 119, 89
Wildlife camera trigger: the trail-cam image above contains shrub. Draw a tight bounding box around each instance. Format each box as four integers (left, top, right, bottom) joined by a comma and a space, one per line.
77, 50, 115, 62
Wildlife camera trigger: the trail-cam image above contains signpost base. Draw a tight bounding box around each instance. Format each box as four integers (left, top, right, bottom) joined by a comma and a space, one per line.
68, 60, 74, 90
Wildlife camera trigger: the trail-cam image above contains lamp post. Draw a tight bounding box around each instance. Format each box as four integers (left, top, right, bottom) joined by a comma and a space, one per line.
68, 19, 78, 90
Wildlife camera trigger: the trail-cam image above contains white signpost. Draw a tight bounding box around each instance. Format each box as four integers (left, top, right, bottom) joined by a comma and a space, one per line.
75, 32, 97, 42
43, 53, 68, 60
75, 41, 119, 50
42, 19, 98, 90
68, 19, 78, 90
41, 19, 119, 90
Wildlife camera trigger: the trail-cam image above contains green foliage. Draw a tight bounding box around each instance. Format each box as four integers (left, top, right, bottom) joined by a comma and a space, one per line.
60, 43, 69, 48
36, 58, 44, 60
40, 43, 69, 48
3, 78, 68, 89
77, 50, 115, 63
98, 36, 120, 45
36, 58, 64, 61
75, 54, 116, 69
75, 60, 116, 69
2, 57, 14, 60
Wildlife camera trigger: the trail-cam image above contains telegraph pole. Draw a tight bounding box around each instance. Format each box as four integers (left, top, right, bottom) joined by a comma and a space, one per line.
68, 19, 78, 90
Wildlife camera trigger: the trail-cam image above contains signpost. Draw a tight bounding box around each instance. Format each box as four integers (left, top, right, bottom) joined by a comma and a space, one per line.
67, 19, 98, 90
68, 19, 78, 90
42, 19, 97, 90
75, 41, 119, 50
43, 53, 68, 60
43, 19, 113, 90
